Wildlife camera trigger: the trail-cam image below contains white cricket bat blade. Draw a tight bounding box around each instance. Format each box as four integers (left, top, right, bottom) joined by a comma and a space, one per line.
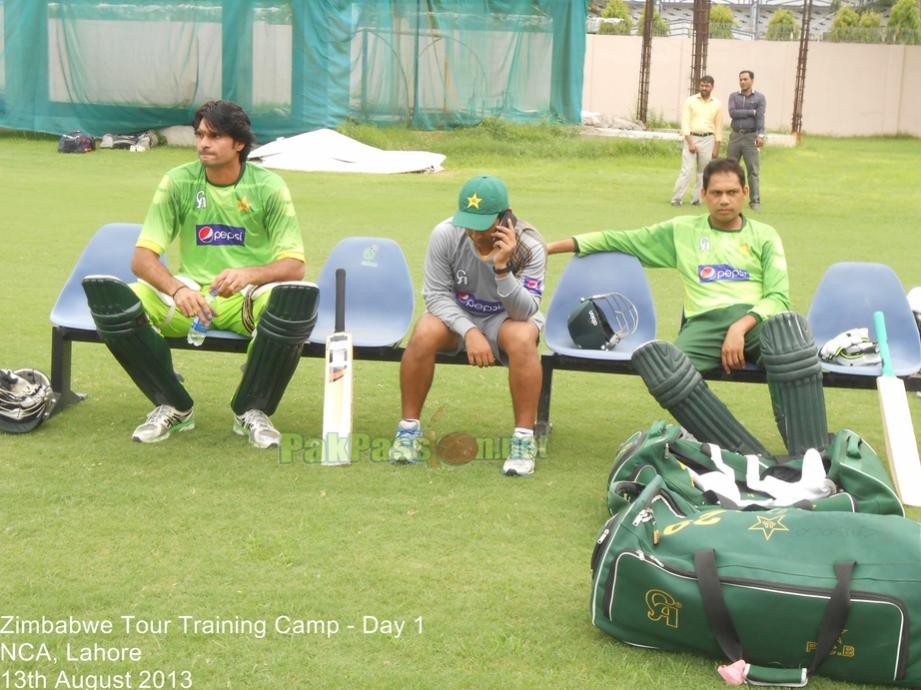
878, 375, 921, 506
321, 332, 353, 466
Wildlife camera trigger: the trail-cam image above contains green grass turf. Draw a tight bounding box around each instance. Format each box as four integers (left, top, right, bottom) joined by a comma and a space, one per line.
1, 127, 920, 689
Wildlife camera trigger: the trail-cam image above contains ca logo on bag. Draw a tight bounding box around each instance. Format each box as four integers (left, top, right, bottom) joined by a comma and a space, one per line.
645, 589, 682, 629
806, 631, 856, 658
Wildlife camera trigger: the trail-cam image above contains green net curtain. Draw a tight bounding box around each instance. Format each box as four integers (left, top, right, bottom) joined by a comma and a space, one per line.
0, 0, 585, 139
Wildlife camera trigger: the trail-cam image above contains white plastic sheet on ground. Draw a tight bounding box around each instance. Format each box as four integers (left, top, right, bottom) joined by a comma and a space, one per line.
249, 128, 445, 174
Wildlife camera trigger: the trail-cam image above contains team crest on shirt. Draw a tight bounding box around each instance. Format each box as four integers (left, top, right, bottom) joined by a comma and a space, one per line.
195, 191, 207, 209
699, 236, 711, 252
522, 276, 544, 295
238, 196, 252, 213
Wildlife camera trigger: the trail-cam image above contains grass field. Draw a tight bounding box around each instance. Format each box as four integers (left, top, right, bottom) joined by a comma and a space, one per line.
1, 126, 920, 690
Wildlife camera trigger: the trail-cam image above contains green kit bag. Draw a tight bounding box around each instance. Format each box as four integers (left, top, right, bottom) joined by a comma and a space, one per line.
607, 421, 903, 517
591, 476, 921, 687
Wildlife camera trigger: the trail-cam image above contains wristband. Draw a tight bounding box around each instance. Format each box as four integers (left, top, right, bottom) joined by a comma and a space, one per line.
493, 265, 511, 275
171, 285, 188, 299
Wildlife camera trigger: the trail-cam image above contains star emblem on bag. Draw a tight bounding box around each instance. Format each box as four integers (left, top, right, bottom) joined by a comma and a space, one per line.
749, 513, 789, 541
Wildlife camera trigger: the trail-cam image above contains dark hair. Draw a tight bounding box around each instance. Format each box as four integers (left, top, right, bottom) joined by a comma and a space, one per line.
193, 100, 255, 164
740, 70, 754, 80
703, 158, 746, 190
700, 75, 714, 85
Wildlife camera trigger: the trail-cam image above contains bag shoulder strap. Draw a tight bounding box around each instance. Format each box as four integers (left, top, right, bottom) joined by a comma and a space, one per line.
694, 549, 855, 678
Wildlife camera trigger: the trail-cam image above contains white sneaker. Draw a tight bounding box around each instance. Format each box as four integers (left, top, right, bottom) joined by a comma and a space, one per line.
132, 405, 194, 443
389, 420, 423, 464
233, 409, 281, 449
502, 433, 536, 477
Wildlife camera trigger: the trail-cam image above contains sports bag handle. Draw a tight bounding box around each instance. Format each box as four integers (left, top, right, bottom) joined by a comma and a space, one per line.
694, 549, 855, 686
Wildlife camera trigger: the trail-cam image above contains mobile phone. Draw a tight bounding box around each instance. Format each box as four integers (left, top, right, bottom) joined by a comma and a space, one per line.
499, 210, 517, 227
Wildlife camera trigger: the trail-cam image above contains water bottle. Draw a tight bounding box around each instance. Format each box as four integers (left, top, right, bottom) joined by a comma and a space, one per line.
187, 289, 217, 347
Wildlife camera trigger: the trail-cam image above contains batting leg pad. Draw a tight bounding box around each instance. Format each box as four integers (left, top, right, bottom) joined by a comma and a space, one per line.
632, 340, 770, 456
82, 276, 193, 411
232, 282, 319, 416
760, 312, 829, 455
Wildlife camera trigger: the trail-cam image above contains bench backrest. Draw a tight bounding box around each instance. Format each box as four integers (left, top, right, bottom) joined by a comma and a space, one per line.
544, 252, 657, 361
807, 261, 921, 377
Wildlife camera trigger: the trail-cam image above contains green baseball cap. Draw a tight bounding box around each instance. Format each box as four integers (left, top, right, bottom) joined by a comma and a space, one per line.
452, 175, 509, 231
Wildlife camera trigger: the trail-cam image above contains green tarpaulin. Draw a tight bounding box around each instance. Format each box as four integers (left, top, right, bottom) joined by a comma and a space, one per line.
0, 0, 585, 139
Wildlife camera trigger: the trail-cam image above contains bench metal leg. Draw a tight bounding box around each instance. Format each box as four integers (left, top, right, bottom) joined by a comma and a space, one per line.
535, 355, 554, 444
50, 326, 86, 416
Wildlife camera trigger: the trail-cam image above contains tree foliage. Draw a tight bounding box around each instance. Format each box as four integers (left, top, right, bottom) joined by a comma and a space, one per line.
832, 5, 860, 29
599, 0, 633, 34
860, 10, 883, 27
710, 5, 735, 38
638, 7, 670, 36
888, 0, 921, 43
828, 6, 860, 40
766, 8, 799, 40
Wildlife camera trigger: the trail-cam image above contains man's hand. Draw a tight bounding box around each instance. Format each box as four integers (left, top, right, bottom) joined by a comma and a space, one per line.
490, 217, 517, 270
211, 267, 255, 297
464, 328, 495, 367
712, 143, 721, 158
755, 135, 765, 148
720, 315, 758, 374
174, 286, 215, 324
688, 141, 698, 154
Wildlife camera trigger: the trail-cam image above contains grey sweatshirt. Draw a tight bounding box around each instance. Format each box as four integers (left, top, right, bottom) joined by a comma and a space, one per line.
422, 217, 546, 337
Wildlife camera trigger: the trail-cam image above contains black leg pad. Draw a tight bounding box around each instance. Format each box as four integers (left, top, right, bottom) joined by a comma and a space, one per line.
632, 340, 770, 456
82, 276, 193, 411
232, 283, 319, 416
760, 312, 829, 455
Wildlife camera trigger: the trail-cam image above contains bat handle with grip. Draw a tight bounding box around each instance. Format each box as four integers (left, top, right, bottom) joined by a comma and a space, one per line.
874, 310, 894, 377
334, 268, 346, 333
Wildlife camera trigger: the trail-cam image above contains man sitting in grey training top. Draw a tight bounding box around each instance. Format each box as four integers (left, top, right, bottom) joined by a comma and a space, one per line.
388, 175, 546, 477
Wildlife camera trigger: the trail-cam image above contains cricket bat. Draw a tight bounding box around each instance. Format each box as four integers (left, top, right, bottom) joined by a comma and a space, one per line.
321, 268, 353, 466
874, 310, 921, 506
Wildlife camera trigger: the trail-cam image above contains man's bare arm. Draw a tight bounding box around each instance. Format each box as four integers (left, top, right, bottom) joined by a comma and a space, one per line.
546, 238, 576, 255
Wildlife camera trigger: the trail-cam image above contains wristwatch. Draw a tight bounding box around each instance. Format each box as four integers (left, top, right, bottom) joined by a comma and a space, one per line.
493, 265, 511, 275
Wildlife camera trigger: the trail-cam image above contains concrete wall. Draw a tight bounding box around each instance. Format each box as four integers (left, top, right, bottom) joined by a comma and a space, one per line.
583, 34, 921, 136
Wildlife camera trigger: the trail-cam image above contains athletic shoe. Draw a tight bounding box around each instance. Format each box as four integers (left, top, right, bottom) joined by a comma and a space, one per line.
670, 200, 682, 207
389, 421, 423, 464
750, 202, 761, 210
132, 405, 194, 443
233, 409, 281, 449
691, 200, 701, 206
502, 434, 537, 476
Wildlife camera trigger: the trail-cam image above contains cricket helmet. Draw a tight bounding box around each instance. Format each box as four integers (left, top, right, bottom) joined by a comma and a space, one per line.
567, 292, 639, 351
0, 368, 53, 434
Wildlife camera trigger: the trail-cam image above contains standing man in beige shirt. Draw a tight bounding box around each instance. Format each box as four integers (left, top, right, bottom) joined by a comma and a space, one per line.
671, 76, 722, 207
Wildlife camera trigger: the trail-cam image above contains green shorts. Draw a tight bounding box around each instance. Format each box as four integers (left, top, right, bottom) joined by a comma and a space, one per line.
675, 304, 763, 373
130, 282, 272, 338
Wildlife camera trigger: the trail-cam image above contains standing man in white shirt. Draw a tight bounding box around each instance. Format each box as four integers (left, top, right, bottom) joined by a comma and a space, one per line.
671, 76, 722, 207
